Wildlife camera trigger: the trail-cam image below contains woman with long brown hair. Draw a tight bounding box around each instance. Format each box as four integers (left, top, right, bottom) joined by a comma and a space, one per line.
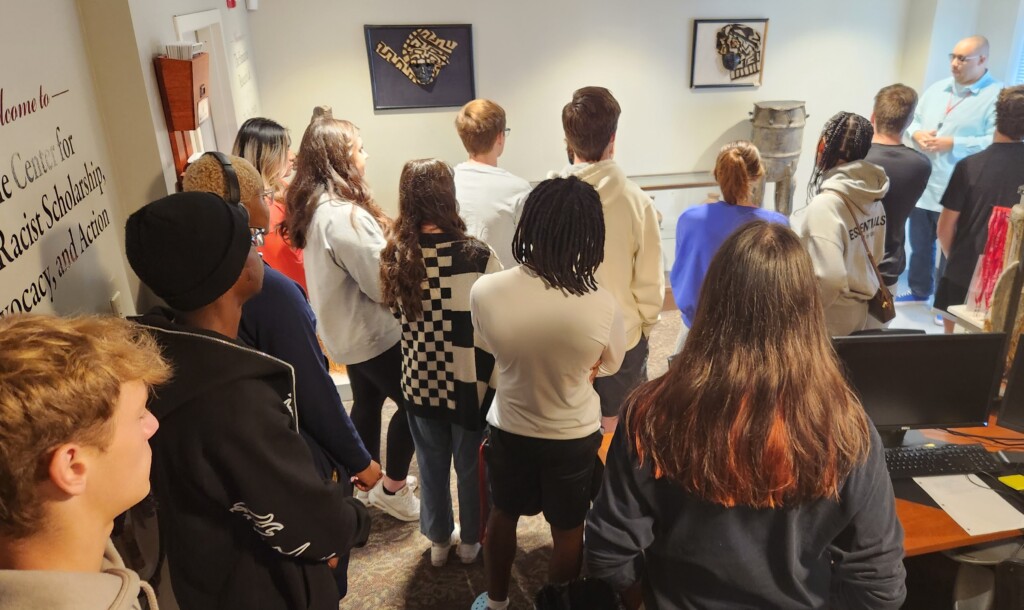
284, 107, 419, 522
380, 159, 499, 566
586, 221, 905, 609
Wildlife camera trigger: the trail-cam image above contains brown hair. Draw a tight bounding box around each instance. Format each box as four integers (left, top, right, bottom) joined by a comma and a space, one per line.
455, 99, 506, 156
562, 86, 621, 162
996, 85, 1024, 140
381, 159, 487, 320
713, 141, 764, 205
0, 315, 171, 539
284, 106, 389, 249
873, 84, 918, 136
625, 222, 870, 508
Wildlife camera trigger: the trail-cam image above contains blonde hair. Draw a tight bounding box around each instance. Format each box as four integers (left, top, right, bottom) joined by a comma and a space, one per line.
713, 141, 764, 205
0, 314, 171, 539
182, 153, 264, 218
232, 117, 292, 197
455, 99, 506, 156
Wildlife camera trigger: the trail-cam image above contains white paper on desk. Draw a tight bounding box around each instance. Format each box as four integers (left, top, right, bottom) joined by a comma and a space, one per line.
915, 475, 1024, 536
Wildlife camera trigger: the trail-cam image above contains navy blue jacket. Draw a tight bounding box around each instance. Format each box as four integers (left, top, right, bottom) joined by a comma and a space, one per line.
240, 263, 371, 482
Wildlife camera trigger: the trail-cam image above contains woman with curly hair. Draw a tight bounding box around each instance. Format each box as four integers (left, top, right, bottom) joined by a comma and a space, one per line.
380, 158, 499, 566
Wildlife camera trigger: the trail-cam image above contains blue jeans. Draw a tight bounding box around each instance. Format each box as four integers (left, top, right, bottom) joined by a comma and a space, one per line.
908, 208, 946, 298
406, 414, 483, 544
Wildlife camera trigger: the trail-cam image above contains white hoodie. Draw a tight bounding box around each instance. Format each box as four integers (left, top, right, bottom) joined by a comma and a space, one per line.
794, 160, 890, 336
558, 160, 664, 349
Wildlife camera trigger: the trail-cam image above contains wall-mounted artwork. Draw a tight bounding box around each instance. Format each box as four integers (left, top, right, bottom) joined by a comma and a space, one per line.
364, 24, 475, 110
690, 19, 769, 89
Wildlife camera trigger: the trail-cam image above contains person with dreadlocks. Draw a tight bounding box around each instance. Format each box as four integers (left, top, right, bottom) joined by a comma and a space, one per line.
284, 106, 419, 523
380, 159, 500, 568
469, 176, 626, 610
586, 221, 905, 610
794, 111, 890, 336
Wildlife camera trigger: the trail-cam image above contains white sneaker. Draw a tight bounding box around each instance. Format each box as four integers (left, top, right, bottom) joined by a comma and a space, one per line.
457, 541, 481, 564
430, 529, 458, 567
406, 475, 418, 491
368, 482, 420, 522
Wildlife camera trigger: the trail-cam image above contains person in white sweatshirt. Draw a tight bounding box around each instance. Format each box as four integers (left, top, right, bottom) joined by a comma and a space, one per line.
454, 99, 532, 269
284, 106, 419, 522
794, 111, 890, 336
557, 86, 663, 434
0, 315, 171, 610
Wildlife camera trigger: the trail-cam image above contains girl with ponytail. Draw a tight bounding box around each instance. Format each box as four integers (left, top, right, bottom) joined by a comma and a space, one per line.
668, 141, 788, 351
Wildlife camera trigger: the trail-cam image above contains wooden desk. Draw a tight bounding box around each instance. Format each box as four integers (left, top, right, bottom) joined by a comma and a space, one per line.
899, 422, 1024, 556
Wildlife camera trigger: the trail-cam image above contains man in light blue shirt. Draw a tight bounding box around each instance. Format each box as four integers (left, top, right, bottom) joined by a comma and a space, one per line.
903, 35, 1002, 301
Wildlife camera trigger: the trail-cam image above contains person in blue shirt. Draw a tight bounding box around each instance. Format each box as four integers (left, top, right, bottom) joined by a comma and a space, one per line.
903, 35, 1003, 302
669, 141, 788, 351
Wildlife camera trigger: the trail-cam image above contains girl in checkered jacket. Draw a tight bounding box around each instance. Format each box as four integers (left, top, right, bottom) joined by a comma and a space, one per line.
381, 158, 501, 567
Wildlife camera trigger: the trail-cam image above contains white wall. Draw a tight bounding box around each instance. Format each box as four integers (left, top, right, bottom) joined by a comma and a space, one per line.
0, 1, 134, 317
249, 0, 912, 214
975, 0, 1024, 84
122, 0, 263, 196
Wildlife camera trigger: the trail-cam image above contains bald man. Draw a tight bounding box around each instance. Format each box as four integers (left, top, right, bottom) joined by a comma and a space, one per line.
901, 35, 1003, 303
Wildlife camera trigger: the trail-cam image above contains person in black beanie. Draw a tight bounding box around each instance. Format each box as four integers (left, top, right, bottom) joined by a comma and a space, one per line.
125, 192, 371, 610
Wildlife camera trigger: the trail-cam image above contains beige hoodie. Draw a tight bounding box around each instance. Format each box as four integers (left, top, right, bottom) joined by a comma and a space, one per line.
794, 160, 890, 336
0, 541, 158, 610
558, 160, 664, 349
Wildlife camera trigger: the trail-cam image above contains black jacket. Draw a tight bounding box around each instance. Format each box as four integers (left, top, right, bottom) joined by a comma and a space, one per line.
134, 310, 370, 610
586, 426, 906, 609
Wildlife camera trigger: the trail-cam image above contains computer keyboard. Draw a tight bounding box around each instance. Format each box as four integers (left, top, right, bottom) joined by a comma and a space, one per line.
884, 443, 1005, 479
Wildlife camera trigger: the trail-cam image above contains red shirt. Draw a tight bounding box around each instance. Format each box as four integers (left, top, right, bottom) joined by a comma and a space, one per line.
260, 200, 307, 293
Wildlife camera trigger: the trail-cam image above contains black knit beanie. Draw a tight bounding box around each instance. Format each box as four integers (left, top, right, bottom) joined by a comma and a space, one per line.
125, 192, 251, 311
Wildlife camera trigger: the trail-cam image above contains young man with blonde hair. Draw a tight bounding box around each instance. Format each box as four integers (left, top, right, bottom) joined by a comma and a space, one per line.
454, 99, 531, 269
0, 314, 171, 609
557, 86, 663, 434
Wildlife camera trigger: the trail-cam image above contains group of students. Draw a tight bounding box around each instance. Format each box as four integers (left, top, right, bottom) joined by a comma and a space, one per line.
4, 73, 1024, 610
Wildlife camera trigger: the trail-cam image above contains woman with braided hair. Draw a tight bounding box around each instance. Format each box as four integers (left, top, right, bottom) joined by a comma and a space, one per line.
795, 111, 890, 335
470, 176, 626, 610
380, 159, 500, 567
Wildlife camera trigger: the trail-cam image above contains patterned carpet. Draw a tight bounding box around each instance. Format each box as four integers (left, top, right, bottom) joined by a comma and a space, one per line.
342, 312, 681, 610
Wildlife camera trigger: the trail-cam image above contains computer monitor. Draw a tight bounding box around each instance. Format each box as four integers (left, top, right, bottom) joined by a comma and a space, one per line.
832, 333, 1005, 447
998, 342, 1024, 433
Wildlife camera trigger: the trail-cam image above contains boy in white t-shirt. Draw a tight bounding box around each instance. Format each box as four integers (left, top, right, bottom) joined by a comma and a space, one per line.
454, 99, 531, 269
470, 177, 625, 610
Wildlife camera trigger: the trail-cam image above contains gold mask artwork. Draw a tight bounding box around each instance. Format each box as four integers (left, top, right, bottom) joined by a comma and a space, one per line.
375, 28, 458, 86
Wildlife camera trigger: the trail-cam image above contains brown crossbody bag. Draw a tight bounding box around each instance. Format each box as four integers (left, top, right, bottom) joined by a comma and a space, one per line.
828, 190, 895, 324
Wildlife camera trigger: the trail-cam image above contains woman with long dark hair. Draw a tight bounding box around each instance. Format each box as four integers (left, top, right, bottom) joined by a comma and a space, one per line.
284, 107, 418, 522
380, 159, 499, 566
669, 141, 787, 351
796, 111, 890, 336
586, 221, 905, 610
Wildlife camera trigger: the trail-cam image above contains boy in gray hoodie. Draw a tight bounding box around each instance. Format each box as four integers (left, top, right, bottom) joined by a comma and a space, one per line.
0, 315, 172, 610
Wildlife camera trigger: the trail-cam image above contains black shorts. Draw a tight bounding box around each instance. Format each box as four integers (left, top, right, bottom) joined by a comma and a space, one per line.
484, 427, 602, 530
934, 277, 969, 311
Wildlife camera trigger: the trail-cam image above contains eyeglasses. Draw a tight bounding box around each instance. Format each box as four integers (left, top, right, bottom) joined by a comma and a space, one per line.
250, 227, 266, 247
949, 54, 980, 64
503, 128, 511, 136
